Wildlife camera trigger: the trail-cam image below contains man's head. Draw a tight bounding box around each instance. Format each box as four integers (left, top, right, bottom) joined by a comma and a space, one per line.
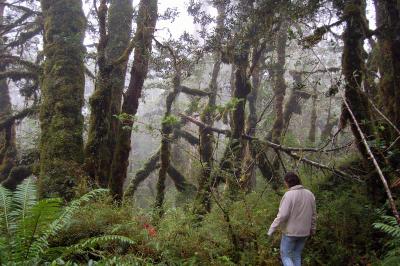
284, 172, 301, 188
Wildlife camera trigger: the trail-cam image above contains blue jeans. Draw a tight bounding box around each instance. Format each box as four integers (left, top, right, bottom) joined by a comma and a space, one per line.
280, 234, 307, 266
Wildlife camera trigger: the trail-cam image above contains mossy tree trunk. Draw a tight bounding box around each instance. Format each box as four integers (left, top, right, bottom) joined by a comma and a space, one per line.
155, 74, 181, 214
0, 80, 16, 182
341, 0, 375, 160
0, 69, 16, 182
308, 86, 318, 143
375, 0, 400, 144
224, 50, 251, 196
240, 49, 264, 191
321, 98, 337, 140
39, 0, 86, 200
194, 1, 225, 215
270, 21, 288, 144
109, 0, 158, 201
0, 1, 17, 181
283, 71, 310, 130
258, 21, 288, 188
85, 0, 133, 188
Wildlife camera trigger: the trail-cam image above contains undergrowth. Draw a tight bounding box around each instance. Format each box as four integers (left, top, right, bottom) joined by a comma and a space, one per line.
1, 167, 394, 265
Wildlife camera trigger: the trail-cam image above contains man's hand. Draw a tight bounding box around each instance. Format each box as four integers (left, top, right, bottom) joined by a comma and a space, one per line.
267, 228, 274, 237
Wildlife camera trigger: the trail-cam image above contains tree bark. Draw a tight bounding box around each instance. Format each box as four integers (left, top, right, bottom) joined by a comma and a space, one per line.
0, 0, 17, 181
376, 0, 400, 119
224, 50, 251, 196
308, 86, 317, 143
270, 21, 288, 144
109, 0, 158, 201
85, 0, 133, 188
375, 0, 400, 144
39, 0, 86, 200
155, 74, 181, 213
240, 48, 264, 191
342, 0, 375, 160
194, 1, 225, 215
258, 21, 288, 187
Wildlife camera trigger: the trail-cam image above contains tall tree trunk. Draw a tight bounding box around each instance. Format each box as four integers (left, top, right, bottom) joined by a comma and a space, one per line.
155, 74, 181, 214
342, 0, 375, 160
375, 0, 400, 144
224, 49, 251, 196
282, 71, 310, 134
308, 86, 317, 143
0, 0, 17, 181
258, 21, 288, 188
194, 1, 225, 215
240, 49, 264, 191
39, 0, 86, 200
85, 0, 133, 188
270, 21, 288, 144
321, 98, 337, 140
109, 0, 158, 201
376, 0, 400, 119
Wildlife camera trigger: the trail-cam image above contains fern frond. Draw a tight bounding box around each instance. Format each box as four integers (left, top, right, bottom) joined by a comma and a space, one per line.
14, 198, 62, 261
0, 185, 13, 236
63, 235, 136, 256
374, 216, 400, 239
29, 189, 108, 258
11, 177, 37, 223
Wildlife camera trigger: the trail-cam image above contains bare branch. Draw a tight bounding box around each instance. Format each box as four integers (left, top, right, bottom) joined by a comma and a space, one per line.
167, 165, 197, 192
173, 128, 199, 145
0, 54, 39, 71
0, 70, 38, 81
180, 85, 210, 97
0, 106, 38, 130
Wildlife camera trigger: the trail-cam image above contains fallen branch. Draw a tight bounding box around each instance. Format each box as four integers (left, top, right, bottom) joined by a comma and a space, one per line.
283, 151, 358, 181
342, 95, 400, 225
180, 113, 351, 153
181, 114, 356, 180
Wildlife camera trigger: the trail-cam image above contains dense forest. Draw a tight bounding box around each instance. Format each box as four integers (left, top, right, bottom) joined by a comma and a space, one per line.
1, 0, 400, 265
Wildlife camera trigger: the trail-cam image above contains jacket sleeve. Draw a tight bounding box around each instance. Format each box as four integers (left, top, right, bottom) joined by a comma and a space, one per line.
268, 193, 291, 236
311, 194, 317, 235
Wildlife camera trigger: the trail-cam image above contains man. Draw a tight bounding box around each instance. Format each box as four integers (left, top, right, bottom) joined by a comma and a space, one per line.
268, 172, 316, 266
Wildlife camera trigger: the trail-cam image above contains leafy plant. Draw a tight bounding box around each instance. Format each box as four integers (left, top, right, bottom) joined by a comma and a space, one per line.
374, 215, 400, 265
0, 178, 108, 265
162, 115, 180, 127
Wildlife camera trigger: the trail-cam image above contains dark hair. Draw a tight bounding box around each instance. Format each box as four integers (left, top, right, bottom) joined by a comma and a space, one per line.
284, 172, 301, 187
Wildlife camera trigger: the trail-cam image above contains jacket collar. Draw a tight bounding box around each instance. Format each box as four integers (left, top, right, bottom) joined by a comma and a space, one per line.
289, 185, 304, 191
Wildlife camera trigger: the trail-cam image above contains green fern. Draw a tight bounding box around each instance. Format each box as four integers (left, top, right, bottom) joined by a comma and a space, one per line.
0, 183, 13, 235
30, 188, 108, 257
374, 215, 400, 265
374, 216, 400, 238
62, 235, 136, 258
0, 179, 108, 265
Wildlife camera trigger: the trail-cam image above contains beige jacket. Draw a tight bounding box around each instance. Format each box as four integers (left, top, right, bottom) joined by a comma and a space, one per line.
268, 185, 316, 237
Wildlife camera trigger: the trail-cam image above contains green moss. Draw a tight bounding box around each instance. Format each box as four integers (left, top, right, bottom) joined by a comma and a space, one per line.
85, 0, 133, 188
39, 0, 86, 200
0, 67, 16, 180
